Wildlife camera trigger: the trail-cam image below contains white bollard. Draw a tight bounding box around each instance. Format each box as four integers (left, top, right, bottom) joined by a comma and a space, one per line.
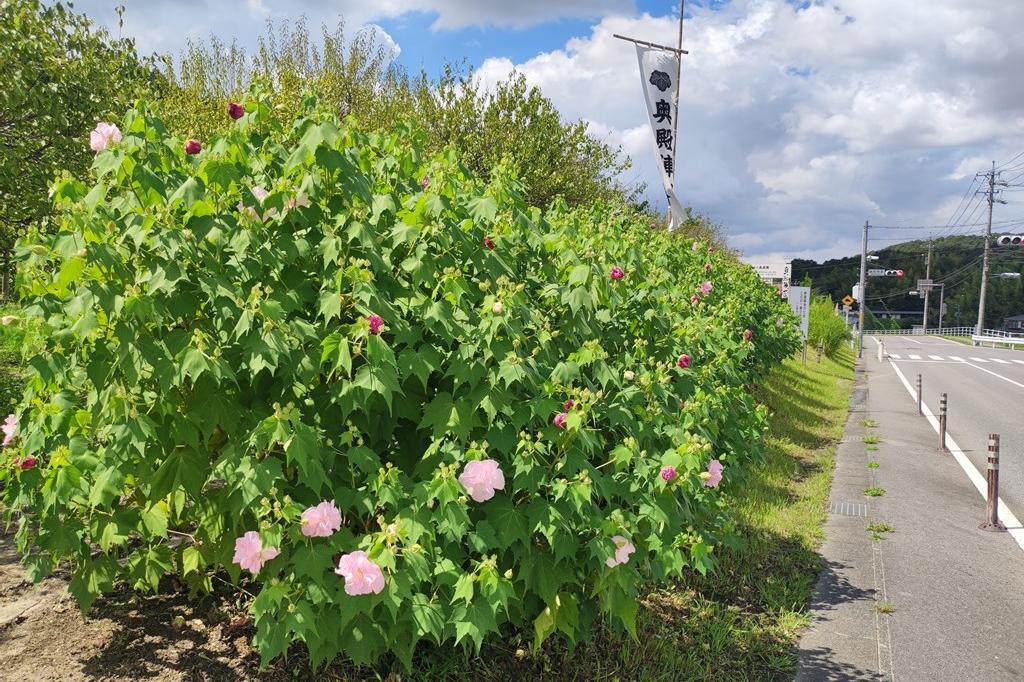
877, 341, 884, 362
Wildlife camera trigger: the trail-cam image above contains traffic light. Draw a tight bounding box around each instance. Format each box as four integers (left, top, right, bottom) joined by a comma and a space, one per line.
996, 235, 1024, 246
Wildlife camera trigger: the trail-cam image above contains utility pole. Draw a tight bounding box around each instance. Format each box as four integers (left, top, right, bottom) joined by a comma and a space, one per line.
922, 240, 932, 331
938, 282, 945, 330
858, 220, 868, 357
976, 161, 1007, 337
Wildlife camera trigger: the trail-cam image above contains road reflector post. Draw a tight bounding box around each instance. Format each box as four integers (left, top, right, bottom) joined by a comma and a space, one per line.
877, 341, 883, 362
816, 342, 823, 363
980, 434, 1006, 532
938, 393, 948, 451
916, 374, 922, 415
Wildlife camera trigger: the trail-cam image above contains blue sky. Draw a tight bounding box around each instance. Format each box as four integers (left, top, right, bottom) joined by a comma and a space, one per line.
66, 1, 1024, 261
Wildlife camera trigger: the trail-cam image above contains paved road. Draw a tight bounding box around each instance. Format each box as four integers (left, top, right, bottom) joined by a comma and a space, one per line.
870, 334, 1024, 518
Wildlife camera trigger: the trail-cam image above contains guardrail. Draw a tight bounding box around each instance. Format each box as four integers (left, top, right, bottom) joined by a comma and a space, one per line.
972, 335, 1024, 348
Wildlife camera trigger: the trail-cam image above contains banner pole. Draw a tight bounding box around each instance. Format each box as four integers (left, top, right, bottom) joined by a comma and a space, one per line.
669, 0, 684, 227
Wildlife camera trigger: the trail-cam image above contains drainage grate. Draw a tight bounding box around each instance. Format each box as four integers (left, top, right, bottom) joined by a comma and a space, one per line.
829, 500, 869, 517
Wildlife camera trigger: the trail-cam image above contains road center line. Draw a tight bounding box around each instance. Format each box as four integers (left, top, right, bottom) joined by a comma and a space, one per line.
888, 360, 1024, 553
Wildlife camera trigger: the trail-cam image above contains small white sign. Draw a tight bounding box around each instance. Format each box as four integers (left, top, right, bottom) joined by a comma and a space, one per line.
788, 286, 811, 338
747, 262, 792, 280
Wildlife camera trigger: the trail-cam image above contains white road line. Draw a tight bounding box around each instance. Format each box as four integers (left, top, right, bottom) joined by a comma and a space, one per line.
992, 358, 1011, 365
889, 353, 902, 359
928, 355, 942, 360
908, 354, 922, 360
902, 337, 925, 345
969, 357, 988, 363
1014, 360, 1024, 365
888, 360, 1024, 553
949, 356, 965, 362
962, 361, 1024, 390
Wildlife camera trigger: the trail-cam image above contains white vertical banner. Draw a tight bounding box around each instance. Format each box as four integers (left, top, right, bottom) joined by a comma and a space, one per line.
635, 45, 685, 229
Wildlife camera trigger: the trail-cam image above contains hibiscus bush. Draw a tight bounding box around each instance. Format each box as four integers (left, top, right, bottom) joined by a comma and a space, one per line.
2, 90, 800, 668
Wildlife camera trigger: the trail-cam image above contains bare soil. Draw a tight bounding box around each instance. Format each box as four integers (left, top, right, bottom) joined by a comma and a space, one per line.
0, 535, 296, 681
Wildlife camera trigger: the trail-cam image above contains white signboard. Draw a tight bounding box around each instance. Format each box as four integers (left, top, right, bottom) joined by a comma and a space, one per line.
635, 46, 685, 229
747, 261, 792, 297
788, 286, 811, 338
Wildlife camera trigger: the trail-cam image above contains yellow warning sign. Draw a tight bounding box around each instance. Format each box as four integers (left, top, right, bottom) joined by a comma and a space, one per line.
842, 295, 854, 306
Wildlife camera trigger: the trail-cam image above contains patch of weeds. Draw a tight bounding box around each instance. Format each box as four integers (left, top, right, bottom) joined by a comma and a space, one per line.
866, 461, 880, 469
866, 445, 879, 452
861, 419, 878, 428
875, 602, 896, 614
862, 435, 881, 445
863, 487, 885, 497
867, 522, 895, 540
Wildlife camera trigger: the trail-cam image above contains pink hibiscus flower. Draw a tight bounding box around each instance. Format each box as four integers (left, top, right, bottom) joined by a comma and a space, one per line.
89, 122, 121, 152
458, 459, 506, 503
300, 500, 342, 538
335, 550, 385, 596
232, 531, 280, 574
705, 459, 723, 488
605, 535, 636, 567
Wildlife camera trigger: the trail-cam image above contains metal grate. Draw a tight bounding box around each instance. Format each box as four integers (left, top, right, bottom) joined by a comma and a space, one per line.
829, 500, 869, 517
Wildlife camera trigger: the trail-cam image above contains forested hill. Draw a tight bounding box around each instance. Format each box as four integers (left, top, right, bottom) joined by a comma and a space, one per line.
792, 234, 1024, 329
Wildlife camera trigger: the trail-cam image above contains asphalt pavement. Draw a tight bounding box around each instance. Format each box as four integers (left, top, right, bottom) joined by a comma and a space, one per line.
873, 335, 1024, 520
797, 341, 1024, 681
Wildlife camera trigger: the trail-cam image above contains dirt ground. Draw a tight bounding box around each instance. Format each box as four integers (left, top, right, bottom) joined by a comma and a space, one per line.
0, 535, 300, 682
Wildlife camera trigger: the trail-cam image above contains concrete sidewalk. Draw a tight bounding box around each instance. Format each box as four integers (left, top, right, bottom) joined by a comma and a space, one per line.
797, 357, 1024, 681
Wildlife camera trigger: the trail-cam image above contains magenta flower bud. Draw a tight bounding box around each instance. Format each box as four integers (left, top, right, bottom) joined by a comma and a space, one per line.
228, 102, 245, 120
367, 314, 383, 335
553, 412, 568, 429
19, 456, 36, 471
185, 139, 202, 155
699, 281, 713, 296
690, 294, 700, 305
704, 263, 712, 272
563, 399, 575, 411
484, 236, 495, 250
677, 354, 691, 369
420, 176, 429, 190
660, 466, 677, 482
743, 329, 753, 342
609, 266, 624, 280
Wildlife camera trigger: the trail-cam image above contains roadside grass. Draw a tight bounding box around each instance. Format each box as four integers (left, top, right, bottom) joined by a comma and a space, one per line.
862, 435, 881, 445
875, 602, 897, 614
863, 487, 886, 497
867, 522, 895, 541
389, 347, 857, 681
867, 461, 880, 469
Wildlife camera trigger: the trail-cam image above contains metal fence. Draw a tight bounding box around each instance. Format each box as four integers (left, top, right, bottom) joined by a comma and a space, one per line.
867, 327, 1024, 338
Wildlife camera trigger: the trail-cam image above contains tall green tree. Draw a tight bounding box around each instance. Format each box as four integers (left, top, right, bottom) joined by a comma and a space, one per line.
0, 0, 156, 294
158, 19, 636, 210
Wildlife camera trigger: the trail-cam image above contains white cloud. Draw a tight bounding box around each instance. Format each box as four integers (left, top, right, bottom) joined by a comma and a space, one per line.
67, 0, 1024, 260
474, 1, 1024, 260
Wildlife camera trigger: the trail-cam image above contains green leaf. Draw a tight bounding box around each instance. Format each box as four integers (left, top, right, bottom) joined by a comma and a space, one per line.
410, 593, 446, 641
150, 449, 207, 499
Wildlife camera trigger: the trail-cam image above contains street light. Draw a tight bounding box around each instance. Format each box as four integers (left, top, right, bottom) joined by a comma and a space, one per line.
997, 272, 1021, 279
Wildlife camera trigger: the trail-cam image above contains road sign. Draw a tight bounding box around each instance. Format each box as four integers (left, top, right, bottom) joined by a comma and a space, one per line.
788, 286, 811, 338
917, 279, 933, 289
842, 294, 855, 306
868, 268, 886, 277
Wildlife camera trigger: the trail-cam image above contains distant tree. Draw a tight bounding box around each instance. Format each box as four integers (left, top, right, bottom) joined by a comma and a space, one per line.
0, 0, 157, 295
157, 19, 636, 210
